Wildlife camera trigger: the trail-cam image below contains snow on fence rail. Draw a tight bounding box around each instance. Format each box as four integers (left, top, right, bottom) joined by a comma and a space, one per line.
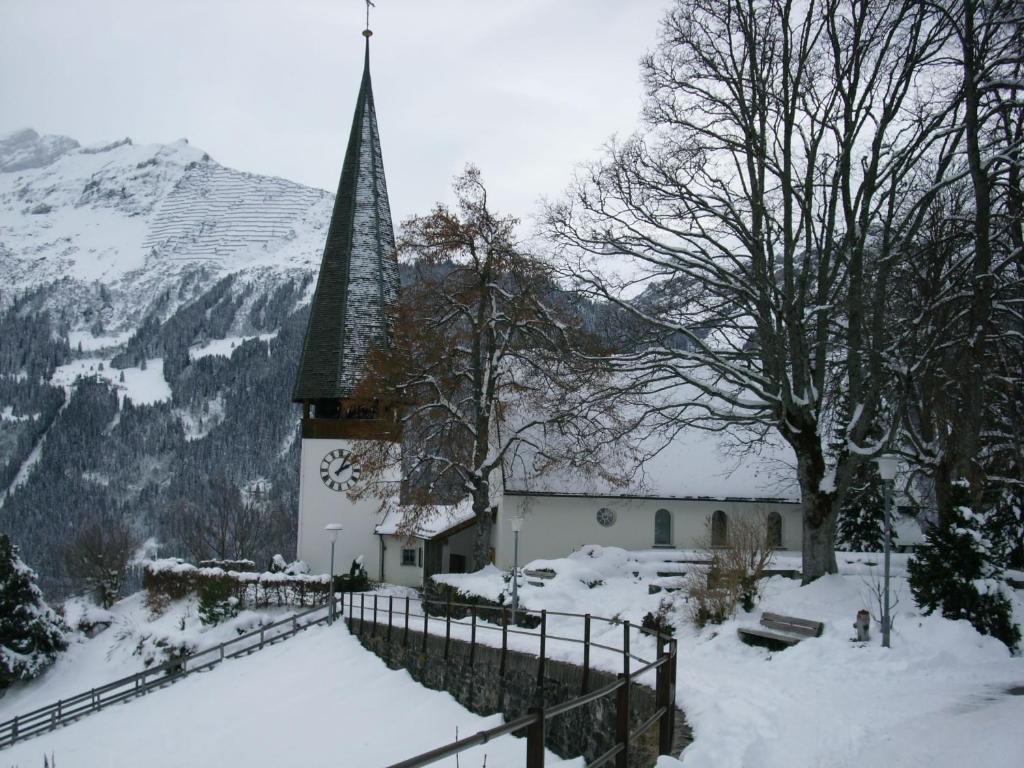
346, 592, 680, 768
0, 597, 345, 750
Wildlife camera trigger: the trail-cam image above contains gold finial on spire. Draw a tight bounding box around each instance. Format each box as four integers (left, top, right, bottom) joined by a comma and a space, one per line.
363, 0, 375, 37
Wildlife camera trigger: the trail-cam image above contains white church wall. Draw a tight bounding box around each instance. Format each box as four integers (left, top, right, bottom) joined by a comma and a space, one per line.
493, 493, 802, 568
296, 437, 396, 579
380, 534, 424, 588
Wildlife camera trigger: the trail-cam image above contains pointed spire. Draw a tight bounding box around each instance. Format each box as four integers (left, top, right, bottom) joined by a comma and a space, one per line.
292, 32, 399, 404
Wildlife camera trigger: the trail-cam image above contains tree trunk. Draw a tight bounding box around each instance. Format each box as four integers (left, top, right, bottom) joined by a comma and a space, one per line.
794, 437, 839, 583
471, 487, 493, 572
801, 495, 839, 583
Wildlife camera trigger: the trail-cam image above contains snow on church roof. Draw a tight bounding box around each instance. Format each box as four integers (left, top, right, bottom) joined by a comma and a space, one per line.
501, 390, 800, 503
374, 498, 477, 540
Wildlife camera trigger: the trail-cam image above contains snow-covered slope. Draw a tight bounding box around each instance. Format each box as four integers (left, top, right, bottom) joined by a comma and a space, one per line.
0, 127, 329, 326
1, 613, 577, 768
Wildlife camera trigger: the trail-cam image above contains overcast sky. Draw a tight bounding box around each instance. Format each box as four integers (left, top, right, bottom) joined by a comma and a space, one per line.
0, 0, 668, 228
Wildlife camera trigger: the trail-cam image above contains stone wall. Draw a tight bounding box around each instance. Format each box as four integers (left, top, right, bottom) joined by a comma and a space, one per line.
345, 617, 690, 767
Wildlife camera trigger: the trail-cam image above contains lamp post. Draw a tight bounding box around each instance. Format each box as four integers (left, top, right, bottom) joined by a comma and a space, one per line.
875, 454, 898, 648
325, 523, 343, 624
509, 515, 524, 625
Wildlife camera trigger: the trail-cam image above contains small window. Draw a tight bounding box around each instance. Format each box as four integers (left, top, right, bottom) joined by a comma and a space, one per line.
596, 507, 616, 527
654, 508, 672, 546
401, 548, 417, 566
711, 510, 728, 547
766, 511, 782, 549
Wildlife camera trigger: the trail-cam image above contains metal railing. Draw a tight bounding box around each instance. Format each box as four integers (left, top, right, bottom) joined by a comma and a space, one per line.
0, 596, 345, 750
346, 592, 678, 768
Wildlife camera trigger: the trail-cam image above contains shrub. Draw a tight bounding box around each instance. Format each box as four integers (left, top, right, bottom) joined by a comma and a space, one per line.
685, 512, 776, 626
642, 598, 676, 637
197, 573, 240, 626
908, 480, 1021, 650
0, 534, 67, 689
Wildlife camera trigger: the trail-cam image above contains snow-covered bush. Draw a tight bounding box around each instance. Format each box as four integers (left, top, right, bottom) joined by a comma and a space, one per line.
642, 597, 677, 637
143, 558, 331, 611
0, 533, 67, 689
197, 572, 240, 626
908, 480, 1020, 651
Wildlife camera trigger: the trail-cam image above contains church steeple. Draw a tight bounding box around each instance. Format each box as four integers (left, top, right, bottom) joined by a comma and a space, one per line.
292, 32, 399, 407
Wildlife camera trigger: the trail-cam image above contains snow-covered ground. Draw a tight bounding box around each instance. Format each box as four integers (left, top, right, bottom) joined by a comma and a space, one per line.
50, 357, 171, 405
2, 609, 576, 768
435, 547, 1024, 768
189, 332, 278, 360
3, 552, 1020, 767
0, 593, 296, 720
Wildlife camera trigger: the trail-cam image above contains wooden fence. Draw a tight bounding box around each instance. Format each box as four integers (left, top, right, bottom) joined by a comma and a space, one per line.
347, 592, 679, 768
0, 597, 344, 750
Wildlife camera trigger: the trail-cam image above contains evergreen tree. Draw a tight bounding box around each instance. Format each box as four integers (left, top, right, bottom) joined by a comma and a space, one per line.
836, 463, 890, 552
831, 394, 895, 553
908, 480, 1020, 650
0, 534, 67, 689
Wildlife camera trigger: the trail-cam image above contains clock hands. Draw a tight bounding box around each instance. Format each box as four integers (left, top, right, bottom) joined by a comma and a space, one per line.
333, 461, 351, 478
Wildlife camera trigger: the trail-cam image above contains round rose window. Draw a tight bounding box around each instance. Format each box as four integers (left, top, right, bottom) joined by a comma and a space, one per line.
596, 507, 616, 527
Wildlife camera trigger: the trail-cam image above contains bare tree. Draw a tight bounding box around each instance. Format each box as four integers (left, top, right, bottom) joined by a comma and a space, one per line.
63, 515, 139, 608
546, 0, 958, 581
167, 476, 288, 564
895, 0, 1024, 524
353, 167, 629, 570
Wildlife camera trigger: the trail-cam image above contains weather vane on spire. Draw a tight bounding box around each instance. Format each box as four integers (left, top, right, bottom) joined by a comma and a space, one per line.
363, 0, 375, 38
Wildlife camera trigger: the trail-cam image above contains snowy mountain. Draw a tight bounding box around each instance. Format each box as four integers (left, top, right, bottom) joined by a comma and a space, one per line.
0, 128, 337, 594
0, 127, 331, 323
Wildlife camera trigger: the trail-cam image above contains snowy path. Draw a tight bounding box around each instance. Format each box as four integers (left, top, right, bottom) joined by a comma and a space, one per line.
2, 622, 578, 768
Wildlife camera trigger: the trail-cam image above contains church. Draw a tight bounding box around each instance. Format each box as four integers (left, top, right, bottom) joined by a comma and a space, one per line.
291, 28, 804, 588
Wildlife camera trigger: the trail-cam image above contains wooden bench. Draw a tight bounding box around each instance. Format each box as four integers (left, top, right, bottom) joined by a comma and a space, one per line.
737, 611, 824, 650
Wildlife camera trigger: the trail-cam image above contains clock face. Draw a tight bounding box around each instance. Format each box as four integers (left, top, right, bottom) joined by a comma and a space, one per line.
320, 448, 361, 492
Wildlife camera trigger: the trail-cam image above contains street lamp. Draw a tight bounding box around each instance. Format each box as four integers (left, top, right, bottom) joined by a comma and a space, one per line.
875, 454, 898, 649
325, 523, 343, 624
509, 515, 524, 625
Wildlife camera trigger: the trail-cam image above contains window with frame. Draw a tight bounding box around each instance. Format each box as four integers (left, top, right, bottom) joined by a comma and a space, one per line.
766, 511, 782, 548
401, 548, 417, 566
654, 508, 672, 546
711, 510, 728, 547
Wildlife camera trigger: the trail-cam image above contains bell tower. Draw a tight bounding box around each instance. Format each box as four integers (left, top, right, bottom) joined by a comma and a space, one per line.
292, 24, 401, 578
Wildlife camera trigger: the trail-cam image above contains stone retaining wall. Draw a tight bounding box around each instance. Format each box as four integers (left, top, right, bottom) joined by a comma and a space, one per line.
346, 617, 690, 767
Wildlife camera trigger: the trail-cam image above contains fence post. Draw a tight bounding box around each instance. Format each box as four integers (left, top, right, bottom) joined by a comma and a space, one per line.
469, 607, 477, 668
444, 598, 452, 660
373, 594, 379, 636
622, 620, 631, 678
582, 613, 591, 694
259, 627, 265, 650
360, 593, 365, 636
422, 603, 429, 654
91, 688, 98, 711
404, 595, 410, 647
388, 596, 394, 644
657, 638, 672, 755
526, 707, 545, 768
537, 610, 547, 693
220, 643, 225, 663
11, 715, 17, 744
500, 606, 508, 677
615, 674, 630, 768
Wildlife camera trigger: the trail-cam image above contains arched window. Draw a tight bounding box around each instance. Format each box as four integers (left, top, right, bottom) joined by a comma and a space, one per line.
711, 510, 728, 547
654, 509, 672, 546
766, 511, 782, 549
